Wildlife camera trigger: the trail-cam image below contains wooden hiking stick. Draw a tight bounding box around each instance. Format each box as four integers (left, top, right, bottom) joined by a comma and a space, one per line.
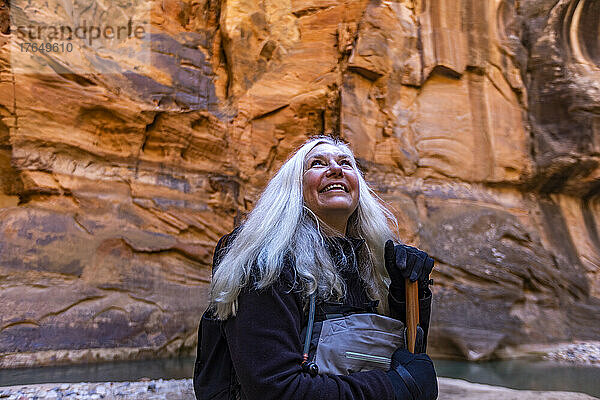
405, 279, 420, 353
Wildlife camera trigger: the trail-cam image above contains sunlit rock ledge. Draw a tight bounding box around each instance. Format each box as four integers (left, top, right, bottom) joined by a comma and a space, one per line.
0, 346, 196, 369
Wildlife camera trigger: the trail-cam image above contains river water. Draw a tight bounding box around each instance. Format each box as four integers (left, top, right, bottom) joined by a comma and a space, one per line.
0, 358, 598, 397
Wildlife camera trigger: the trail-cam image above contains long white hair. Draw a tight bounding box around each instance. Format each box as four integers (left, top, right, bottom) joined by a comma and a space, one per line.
209, 136, 399, 319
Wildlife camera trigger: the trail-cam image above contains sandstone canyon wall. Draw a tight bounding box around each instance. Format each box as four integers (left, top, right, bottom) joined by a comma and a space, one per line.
0, 0, 599, 367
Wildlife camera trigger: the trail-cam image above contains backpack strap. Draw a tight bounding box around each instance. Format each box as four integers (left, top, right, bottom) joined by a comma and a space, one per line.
300, 293, 318, 376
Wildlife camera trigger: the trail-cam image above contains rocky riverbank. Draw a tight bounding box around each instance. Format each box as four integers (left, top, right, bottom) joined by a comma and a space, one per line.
0, 378, 597, 400
545, 342, 600, 365
0, 379, 194, 400
437, 378, 598, 400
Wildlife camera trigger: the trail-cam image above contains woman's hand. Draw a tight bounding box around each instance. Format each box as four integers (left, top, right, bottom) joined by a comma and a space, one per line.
384, 240, 435, 294
386, 348, 438, 400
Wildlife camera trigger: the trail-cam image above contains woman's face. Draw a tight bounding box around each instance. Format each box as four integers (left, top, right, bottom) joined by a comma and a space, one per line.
302, 143, 360, 231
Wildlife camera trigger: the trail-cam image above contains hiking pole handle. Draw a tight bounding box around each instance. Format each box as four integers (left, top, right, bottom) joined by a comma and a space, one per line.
405, 279, 419, 353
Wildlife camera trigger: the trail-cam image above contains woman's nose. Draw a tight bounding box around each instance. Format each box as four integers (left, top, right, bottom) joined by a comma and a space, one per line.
327, 160, 343, 176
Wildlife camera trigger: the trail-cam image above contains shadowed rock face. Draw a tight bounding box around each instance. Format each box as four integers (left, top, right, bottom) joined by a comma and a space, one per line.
0, 0, 598, 366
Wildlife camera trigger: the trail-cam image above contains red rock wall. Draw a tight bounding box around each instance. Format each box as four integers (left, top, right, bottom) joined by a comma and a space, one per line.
0, 0, 599, 366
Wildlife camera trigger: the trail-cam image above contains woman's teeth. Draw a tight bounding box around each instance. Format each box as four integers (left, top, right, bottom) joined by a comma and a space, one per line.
321, 184, 347, 192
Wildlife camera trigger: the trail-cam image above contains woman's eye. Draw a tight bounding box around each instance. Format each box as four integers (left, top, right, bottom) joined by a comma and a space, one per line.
340, 159, 352, 167
310, 160, 325, 167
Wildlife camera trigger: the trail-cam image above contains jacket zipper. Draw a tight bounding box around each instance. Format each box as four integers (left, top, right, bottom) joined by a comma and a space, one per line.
344, 351, 391, 366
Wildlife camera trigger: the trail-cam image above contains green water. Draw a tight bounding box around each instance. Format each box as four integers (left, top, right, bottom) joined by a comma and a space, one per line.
0, 358, 598, 397
434, 359, 600, 397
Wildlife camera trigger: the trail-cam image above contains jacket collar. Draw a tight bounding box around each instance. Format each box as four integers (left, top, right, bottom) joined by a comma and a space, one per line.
326, 236, 365, 251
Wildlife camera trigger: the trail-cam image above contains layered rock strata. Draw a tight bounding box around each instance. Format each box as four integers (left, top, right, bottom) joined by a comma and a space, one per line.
0, 0, 599, 365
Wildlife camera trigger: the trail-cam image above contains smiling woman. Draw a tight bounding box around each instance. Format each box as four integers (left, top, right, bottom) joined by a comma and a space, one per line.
302, 143, 360, 234
193, 136, 438, 400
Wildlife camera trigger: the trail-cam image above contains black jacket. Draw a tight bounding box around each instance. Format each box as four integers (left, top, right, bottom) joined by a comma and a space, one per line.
194, 233, 432, 400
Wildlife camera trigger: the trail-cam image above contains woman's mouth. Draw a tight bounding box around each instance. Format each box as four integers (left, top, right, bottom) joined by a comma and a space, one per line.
320, 183, 348, 193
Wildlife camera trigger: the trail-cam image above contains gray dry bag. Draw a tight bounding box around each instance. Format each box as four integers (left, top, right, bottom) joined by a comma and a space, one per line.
301, 294, 407, 376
